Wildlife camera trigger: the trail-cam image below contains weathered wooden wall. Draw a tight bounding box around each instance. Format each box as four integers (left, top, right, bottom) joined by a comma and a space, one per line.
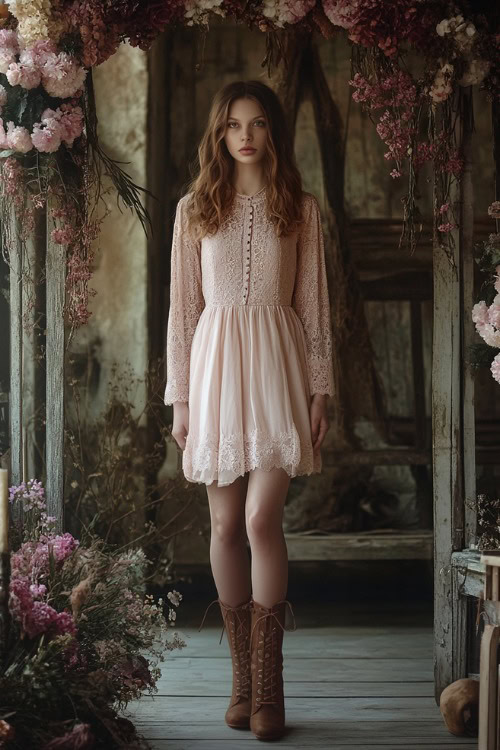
32, 20, 493, 564
67, 44, 149, 423
151, 20, 497, 564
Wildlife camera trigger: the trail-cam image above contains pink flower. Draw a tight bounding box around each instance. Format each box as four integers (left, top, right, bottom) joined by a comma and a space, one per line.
19, 39, 58, 68
491, 353, 500, 385
5, 122, 33, 153
6, 61, 41, 89
438, 222, 456, 233
475, 320, 500, 348
472, 300, 489, 326
488, 303, 500, 329
488, 201, 500, 220
40, 51, 87, 99
29, 583, 47, 598
439, 202, 450, 214
322, 0, 359, 29
58, 103, 84, 146
51, 226, 75, 245
31, 119, 61, 153
0, 29, 20, 74
33, 104, 84, 153
9, 576, 77, 639
49, 533, 79, 563
52, 610, 77, 636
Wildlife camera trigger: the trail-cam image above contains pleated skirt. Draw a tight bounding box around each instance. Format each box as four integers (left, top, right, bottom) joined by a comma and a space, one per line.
182, 304, 322, 487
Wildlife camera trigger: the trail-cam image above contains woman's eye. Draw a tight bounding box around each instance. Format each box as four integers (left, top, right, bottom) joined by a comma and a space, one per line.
228, 121, 265, 128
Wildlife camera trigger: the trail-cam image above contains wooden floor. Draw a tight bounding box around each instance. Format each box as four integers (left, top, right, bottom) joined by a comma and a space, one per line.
125, 596, 478, 749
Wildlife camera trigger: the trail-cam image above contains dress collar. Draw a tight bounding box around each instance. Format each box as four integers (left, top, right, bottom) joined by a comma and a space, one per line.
234, 186, 267, 205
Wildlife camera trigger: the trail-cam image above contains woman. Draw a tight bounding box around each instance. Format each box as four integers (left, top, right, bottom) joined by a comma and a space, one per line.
164, 79, 334, 741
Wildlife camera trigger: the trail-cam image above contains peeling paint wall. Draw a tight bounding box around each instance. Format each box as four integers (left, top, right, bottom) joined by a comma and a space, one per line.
69, 44, 149, 423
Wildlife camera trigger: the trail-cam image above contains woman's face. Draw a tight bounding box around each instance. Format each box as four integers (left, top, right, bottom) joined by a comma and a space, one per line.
223, 97, 268, 165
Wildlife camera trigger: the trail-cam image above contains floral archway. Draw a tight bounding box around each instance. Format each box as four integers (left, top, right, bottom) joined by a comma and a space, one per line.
0, 1, 498, 333
0, 1, 498, 747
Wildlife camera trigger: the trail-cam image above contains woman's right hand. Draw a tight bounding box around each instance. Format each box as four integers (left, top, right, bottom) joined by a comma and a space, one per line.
172, 401, 189, 450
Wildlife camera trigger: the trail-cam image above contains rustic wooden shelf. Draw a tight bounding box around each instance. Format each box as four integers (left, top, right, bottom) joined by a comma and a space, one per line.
284, 529, 433, 561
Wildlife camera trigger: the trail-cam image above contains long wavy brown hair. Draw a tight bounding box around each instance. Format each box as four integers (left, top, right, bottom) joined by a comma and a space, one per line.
182, 80, 305, 241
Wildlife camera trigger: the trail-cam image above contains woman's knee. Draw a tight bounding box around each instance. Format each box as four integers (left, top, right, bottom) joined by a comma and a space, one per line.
246, 506, 282, 541
207, 484, 246, 545
211, 514, 246, 546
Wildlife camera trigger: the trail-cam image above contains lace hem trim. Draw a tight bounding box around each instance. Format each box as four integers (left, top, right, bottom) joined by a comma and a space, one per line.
182, 426, 321, 486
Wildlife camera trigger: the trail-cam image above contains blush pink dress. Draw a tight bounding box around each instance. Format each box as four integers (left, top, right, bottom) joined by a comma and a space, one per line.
164, 186, 335, 487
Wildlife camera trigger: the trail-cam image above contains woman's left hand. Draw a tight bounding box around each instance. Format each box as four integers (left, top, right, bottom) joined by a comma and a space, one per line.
310, 393, 329, 452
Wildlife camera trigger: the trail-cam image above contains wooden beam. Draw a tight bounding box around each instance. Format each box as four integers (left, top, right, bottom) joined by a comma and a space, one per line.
8, 206, 23, 491
284, 530, 433, 561
461, 87, 476, 549
45, 203, 65, 531
432, 91, 465, 703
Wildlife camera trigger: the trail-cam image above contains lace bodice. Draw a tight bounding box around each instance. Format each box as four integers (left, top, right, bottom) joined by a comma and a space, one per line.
164, 187, 335, 404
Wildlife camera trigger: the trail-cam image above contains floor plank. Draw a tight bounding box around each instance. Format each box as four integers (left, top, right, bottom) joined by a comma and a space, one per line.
124, 611, 477, 749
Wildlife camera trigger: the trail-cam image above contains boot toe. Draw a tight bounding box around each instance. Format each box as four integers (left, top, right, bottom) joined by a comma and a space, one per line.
225, 699, 251, 728
250, 706, 286, 740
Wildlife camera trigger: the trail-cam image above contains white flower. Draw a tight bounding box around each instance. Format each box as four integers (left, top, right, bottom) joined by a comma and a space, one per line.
262, 0, 315, 27
436, 19, 450, 36
184, 0, 225, 26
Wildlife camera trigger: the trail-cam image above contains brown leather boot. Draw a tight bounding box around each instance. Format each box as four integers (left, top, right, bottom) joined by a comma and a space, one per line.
199, 596, 253, 729
249, 597, 296, 741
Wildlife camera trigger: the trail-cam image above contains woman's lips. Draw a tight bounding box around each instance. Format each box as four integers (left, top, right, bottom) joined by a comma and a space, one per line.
239, 148, 256, 153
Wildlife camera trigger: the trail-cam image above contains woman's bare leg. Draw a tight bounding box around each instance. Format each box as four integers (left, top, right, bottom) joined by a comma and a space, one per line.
206, 472, 251, 607
245, 467, 291, 607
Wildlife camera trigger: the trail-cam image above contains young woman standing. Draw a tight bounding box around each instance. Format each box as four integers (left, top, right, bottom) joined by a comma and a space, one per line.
164, 79, 334, 741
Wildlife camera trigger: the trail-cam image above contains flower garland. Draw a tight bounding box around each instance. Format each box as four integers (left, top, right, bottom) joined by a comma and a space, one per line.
1, 478, 186, 749
0, 0, 497, 335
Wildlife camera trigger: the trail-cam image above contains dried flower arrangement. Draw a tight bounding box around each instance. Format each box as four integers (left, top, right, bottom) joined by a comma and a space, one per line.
0, 477, 186, 749
63, 357, 207, 588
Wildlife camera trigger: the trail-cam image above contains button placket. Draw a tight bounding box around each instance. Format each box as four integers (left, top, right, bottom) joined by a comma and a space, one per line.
243, 200, 253, 304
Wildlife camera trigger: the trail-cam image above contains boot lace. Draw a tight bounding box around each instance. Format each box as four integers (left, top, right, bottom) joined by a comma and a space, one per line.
251, 600, 296, 707
199, 598, 253, 699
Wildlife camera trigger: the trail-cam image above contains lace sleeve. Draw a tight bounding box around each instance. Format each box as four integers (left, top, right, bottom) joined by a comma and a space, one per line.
292, 193, 335, 398
164, 196, 205, 405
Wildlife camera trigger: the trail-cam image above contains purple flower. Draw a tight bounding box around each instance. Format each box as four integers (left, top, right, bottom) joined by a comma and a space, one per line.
9, 478, 46, 510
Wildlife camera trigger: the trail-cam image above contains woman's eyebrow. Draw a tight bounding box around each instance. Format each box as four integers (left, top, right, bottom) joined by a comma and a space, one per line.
227, 116, 266, 121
